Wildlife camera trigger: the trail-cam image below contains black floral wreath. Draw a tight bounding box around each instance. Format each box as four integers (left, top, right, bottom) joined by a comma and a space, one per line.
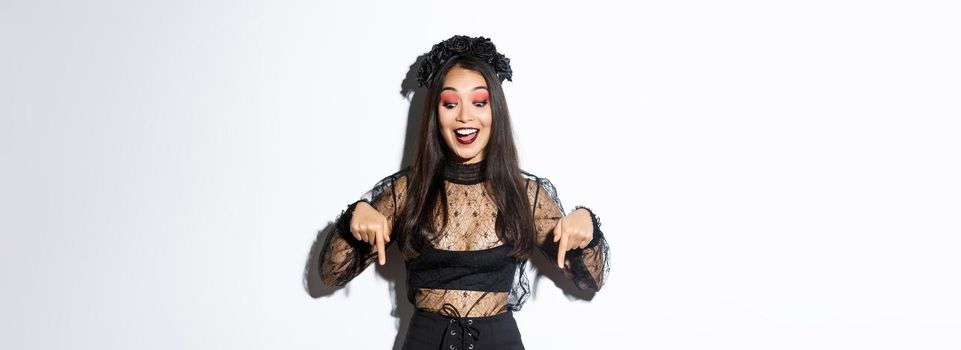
416, 35, 513, 88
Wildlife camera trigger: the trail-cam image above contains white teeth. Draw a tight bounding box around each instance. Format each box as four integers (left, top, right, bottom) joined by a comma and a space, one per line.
455, 129, 478, 136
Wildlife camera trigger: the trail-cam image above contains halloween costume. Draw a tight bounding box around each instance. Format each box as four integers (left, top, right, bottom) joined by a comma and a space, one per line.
319, 35, 610, 350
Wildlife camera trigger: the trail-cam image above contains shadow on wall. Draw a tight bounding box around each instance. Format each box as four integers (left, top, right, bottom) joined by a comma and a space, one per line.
302, 52, 596, 350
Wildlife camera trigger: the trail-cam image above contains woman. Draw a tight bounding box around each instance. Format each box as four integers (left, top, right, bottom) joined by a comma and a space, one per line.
319, 35, 610, 350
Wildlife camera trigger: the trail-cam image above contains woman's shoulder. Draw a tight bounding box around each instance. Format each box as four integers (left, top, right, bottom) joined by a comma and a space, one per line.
520, 169, 538, 181
520, 169, 554, 185
362, 167, 411, 200
368, 166, 410, 183
384, 166, 411, 181
520, 170, 564, 209
519, 170, 558, 194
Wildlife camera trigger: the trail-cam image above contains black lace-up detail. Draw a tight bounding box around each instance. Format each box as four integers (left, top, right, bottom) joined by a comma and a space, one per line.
440, 302, 482, 350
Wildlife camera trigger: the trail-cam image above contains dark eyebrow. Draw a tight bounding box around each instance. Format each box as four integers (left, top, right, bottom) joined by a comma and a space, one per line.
441, 86, 489, 92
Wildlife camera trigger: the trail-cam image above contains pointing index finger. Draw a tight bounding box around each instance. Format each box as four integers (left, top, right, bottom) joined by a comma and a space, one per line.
376, 227, 386, 266
384, 219, 391, 243
557, 230, 568, 269
553, 219, 563, 243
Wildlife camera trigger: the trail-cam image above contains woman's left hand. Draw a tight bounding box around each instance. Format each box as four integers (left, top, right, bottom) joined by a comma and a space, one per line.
552, 208, 594, 269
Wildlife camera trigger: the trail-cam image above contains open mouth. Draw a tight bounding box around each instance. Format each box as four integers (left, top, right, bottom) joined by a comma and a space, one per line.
454, 128, 479, 145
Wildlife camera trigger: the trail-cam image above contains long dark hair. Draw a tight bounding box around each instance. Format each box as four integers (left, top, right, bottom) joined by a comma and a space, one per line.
395, 55, 535, 261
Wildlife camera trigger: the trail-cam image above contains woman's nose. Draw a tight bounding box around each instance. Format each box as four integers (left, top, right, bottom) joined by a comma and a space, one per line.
456, 103, 474, 122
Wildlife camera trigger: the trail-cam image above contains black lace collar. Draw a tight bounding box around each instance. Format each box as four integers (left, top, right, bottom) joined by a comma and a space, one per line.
444, 158, 487, 185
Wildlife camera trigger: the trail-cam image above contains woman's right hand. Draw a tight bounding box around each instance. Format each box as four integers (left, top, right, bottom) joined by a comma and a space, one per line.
349, 201, 391, 265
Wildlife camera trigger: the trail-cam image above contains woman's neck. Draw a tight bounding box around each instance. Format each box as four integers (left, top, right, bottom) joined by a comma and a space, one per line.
443, 158, 487, 185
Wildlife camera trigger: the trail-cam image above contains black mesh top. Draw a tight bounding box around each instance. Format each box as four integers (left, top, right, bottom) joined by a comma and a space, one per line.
319, 159, 611, 317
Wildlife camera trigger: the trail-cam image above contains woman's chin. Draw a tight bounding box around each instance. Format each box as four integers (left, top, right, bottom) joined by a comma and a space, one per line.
452, 151, 481, 163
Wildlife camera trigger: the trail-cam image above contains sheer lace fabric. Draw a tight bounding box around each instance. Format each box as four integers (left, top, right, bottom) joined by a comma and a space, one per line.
319, 160, 610, 318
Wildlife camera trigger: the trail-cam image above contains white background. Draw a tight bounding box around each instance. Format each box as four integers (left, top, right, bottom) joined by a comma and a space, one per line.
2, 0, 959, 349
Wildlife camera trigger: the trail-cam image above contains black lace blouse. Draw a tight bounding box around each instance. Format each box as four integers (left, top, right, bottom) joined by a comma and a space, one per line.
319, 159, 610, 317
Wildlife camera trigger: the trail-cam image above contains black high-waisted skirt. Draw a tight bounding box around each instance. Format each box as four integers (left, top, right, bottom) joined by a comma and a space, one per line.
401, 306, 525, 350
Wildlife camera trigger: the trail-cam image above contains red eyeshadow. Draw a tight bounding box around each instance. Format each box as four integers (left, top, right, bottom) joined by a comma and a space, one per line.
472, 90, 489, 101
440, 91, 458, 105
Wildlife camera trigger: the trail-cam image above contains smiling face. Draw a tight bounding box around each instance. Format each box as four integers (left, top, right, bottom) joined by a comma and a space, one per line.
437, 66, 492, 164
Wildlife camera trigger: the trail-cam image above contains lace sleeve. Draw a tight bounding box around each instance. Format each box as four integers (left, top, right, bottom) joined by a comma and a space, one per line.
319, 170, 408, 286
528, 175, 610, 292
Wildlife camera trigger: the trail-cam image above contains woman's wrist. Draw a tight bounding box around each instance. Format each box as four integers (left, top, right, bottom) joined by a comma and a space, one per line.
337, 199, 371, 242
572, 206, 602, 249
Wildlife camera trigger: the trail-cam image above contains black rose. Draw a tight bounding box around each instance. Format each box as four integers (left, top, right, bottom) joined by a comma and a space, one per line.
444, 35, 471, 53
423, 43, 448, 65
431, 49, 451, 67
470, 37, 497, 59
417, 59, 435, 87
492, 53, 513, 81
418, 35, 513, 86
